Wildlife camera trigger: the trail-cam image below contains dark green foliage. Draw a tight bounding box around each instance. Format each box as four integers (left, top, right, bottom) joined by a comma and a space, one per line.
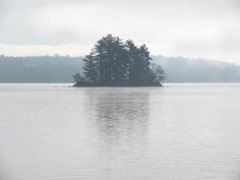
77, 34, 165, 86
83, 53, 98, 83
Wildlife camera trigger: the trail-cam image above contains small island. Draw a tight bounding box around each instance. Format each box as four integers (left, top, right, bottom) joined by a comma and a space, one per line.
73, 34, 165, 87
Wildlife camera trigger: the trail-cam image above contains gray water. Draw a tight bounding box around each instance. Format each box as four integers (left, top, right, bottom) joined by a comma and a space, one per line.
0, 84, 240, 180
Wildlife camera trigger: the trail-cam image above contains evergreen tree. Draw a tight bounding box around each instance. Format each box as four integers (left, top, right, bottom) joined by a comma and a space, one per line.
83, 53, 97, 83
138, 44, 153, 84
76, 34, 165, 86
125, 40, 139, 84
92, 34, 126, 85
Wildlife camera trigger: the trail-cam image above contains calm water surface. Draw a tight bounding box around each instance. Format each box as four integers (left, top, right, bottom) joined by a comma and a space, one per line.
0, 84, 240, 180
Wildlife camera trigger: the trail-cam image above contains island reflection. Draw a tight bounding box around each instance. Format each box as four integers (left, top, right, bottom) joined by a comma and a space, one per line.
85, 88, 150, 149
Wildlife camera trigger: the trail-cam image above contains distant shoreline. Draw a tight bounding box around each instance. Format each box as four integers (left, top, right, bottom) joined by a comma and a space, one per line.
73, 82, 163, 87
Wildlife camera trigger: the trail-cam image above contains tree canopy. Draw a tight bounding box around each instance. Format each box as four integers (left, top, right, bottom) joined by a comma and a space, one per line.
74, 34, 165, 86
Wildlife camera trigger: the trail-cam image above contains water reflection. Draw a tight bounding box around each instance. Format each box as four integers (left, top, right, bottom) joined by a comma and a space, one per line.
1, 84, 240, 180
85, 88, 150, 149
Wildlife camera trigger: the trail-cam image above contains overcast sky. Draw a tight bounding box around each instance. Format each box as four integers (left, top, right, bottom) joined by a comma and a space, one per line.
0, 0, 240, 64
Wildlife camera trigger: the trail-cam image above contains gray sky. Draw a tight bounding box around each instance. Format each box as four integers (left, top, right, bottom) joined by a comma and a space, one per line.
0, 0, 240, 64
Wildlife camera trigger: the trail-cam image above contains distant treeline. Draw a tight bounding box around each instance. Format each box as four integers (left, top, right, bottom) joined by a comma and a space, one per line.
153, 56, 240, 83
0, 55, 84, 83
1, 55, 240, 83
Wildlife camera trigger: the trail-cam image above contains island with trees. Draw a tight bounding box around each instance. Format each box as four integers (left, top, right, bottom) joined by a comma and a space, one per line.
73, 34, 165, 87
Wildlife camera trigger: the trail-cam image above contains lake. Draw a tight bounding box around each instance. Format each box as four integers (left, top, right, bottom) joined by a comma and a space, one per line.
0, 83, 240, 180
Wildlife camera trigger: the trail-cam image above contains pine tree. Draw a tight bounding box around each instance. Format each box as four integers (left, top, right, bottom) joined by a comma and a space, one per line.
76, 34, 165, 86
83, 53, 97, 83
138, 44, 152, 84
125, 40, 139, 84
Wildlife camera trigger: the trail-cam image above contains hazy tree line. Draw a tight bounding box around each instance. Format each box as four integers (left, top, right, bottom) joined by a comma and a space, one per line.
0, 55, 83, 83
153, 56, 240, 82
1, 54, 240, 83
76, 34, 164, 86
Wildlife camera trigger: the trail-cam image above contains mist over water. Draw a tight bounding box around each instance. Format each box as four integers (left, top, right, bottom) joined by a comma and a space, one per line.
0, 84, 240, 180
